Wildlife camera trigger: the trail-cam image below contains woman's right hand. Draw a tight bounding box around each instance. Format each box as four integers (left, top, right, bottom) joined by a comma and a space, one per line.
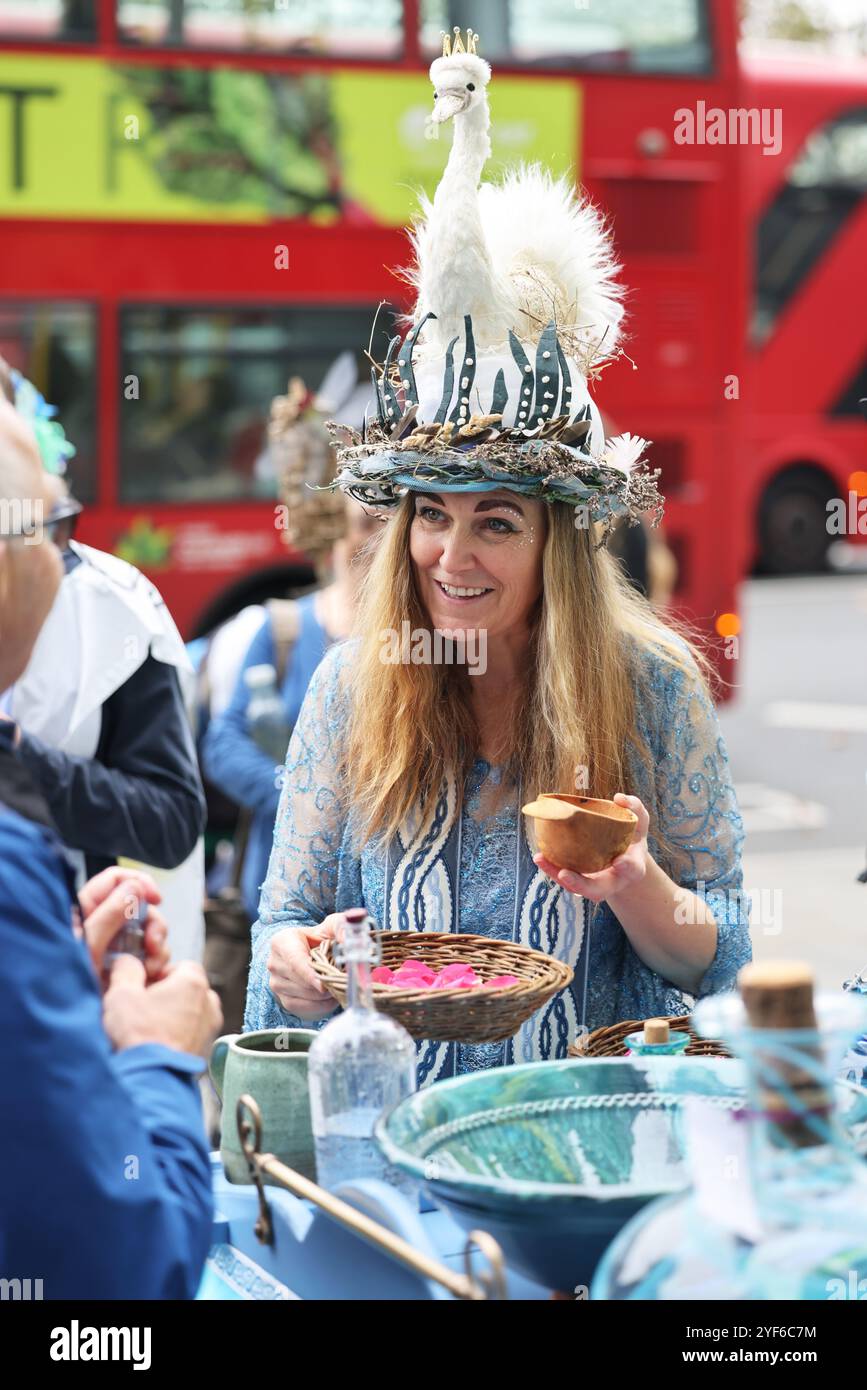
267, 915, 345, 1020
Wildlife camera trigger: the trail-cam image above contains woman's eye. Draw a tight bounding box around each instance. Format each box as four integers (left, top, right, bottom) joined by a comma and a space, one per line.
417, 506, 444, 522
484, 517, 517, 535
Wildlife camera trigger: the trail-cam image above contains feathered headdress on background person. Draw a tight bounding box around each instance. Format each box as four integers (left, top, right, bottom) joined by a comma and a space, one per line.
270, 351, 376, 568
1, 364, 77, 477
327, 30, 662, 538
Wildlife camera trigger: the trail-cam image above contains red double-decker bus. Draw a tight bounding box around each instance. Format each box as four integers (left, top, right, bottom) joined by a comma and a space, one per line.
743, 47, 867, 575
0, 0, 749, 679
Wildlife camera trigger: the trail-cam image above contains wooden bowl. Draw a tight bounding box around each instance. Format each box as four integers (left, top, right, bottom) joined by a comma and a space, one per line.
521, 794, 637, 874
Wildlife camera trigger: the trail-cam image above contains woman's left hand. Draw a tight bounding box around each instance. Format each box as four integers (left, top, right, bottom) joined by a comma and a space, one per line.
532, 793, 650, 903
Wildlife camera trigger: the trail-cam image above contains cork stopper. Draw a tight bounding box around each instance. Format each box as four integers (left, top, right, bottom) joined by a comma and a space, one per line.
344, 909, 368, 925
643, 1018, 670, 1045
737, 960, 828, 1149
738, 961, 817, 1030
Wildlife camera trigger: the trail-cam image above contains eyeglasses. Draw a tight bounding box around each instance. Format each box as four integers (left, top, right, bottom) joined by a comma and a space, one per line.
44, 497, 83, 542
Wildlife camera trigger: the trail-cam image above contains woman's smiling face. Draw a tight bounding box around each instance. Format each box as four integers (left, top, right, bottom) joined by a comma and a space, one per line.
409, 489, 546, 641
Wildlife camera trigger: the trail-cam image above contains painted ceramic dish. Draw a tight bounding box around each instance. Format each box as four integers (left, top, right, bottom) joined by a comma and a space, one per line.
375, 1057, 867, 1292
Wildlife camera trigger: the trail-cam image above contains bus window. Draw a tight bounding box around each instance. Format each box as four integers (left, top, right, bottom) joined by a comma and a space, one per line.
116, 0, 403, 56
0, 301, 97, 501
118, 304, 392, 504
0, 0, 96, 41
753, 106, 867, 345
420, 0, 712, 74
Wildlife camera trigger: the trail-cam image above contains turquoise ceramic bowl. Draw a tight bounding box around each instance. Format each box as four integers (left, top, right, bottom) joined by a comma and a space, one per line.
376, 1058, 867, 1292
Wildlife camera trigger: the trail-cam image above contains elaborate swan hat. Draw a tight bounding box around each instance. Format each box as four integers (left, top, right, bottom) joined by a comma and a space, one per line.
327, 30, 663, 536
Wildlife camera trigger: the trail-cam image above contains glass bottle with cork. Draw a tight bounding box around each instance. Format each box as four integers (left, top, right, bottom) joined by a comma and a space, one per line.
593, 960, 867, 1300
307, 909, 417, 1199
625, 1017, 691, 1057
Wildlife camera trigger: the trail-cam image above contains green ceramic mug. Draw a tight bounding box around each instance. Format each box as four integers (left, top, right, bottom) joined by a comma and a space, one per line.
209, 1028, 319, 1185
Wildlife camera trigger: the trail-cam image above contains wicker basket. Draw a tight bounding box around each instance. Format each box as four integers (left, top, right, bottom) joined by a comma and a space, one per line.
310, 931, 573, 1044
568, 1014, 730, 1059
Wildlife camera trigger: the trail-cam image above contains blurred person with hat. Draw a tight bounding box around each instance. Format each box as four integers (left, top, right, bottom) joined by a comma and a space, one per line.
201, 364, 383, 938
0, 392, 220, 1298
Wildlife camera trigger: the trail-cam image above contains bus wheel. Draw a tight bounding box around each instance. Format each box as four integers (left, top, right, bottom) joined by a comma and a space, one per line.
757, 469, 835, 575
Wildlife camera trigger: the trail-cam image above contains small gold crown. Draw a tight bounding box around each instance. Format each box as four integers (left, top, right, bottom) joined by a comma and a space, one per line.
441, 26, 480, 59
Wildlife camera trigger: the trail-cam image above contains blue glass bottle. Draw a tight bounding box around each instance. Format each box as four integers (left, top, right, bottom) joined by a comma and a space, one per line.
593, 964, 867, 1301
624, 1018, 691, 1057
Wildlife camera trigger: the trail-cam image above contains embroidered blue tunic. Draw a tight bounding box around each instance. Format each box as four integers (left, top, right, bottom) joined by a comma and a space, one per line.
245, 639, 751, 1083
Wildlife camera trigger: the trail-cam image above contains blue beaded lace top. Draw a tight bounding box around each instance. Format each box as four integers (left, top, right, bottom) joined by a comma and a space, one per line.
245, 639, 751, 1083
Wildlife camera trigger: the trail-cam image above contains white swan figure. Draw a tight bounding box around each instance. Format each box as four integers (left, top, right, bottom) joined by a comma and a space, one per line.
406, 29, 626, 371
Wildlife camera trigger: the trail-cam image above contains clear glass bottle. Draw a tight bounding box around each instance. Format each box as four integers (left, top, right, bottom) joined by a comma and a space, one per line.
593, 962, 867, 1301
244, 663, 290, 765
307, 910, 418, 1199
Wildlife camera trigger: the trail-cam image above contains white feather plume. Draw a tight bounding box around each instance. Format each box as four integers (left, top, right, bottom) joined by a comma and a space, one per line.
405, 162, 625, 361
601, 433, 649, 477
478, 165, 625, 355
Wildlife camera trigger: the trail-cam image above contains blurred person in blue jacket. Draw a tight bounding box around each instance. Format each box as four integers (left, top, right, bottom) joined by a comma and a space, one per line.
0, 396, 221, 1298
202, 372, 383, 922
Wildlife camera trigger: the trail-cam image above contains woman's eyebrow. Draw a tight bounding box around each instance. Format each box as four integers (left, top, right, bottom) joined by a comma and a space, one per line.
475, 498, 525, 517
415, 491, 444, 505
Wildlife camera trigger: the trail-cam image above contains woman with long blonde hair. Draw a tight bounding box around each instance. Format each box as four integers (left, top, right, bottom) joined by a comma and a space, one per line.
244, 46, 749, 1077
244, 464, 749, 1078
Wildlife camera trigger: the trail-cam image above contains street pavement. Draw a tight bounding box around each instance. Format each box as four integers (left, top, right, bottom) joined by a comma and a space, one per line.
718, 573, 867, 988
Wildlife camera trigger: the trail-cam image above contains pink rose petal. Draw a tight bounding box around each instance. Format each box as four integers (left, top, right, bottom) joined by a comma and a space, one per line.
392, 969, 434, 988
377, 958, 518, 991
396, 960, 436, 983
432, 968, 482, 989
438, 962, 476, 981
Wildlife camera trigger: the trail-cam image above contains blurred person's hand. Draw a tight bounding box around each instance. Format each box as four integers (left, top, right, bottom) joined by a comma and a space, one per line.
102, 957, 222, 1058
77, 867, 170, 983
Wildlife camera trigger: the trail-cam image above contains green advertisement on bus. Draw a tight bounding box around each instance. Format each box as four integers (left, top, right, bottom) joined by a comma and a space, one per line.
0, 54, 579, 225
